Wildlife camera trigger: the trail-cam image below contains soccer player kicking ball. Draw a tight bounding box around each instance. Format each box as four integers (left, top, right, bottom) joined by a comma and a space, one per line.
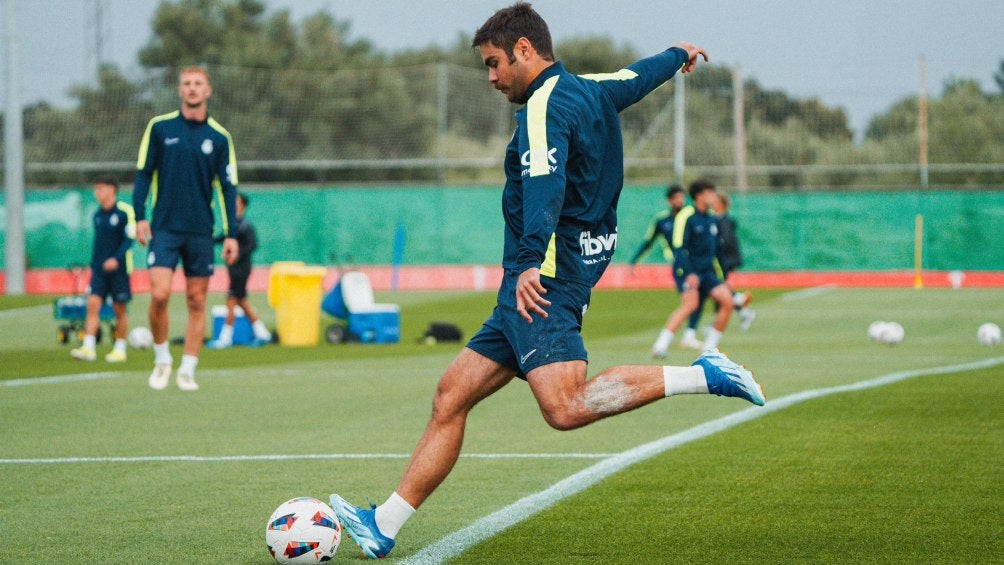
329, 3, 765, 559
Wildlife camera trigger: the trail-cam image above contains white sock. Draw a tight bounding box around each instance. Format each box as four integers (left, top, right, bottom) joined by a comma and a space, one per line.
82, 334, 96, 349
663, 365, 709, 396
178, 354, 198, 376
704, 328, 722, 350
682, 328, 698, 342
374, 492, 415, 539
153, 341, 172, 365
113, 338, 127, 353
252, 320, 271, 340
653, 329, 673, 351
218, 324, 234, 344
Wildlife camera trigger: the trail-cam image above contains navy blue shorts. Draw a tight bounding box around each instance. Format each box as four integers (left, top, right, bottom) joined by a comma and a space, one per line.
88, 268, 131, 303
227, 266, 250, 299
466, 272, 590, 379
147, 231, 215, 277
673, 268, 724, 296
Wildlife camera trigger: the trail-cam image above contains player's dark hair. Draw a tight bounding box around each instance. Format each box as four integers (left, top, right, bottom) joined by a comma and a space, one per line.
688, 178, 716, 201
472, 2, 554, 62
237, 192, 249, 207
94, 175, 119, 192
666, 184, 684, 199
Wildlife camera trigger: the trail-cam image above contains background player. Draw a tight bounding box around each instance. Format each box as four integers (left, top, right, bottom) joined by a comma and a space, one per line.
714, 191, 756, 330
133, 65, 239, 391
651, 179, 734, 357
629, 183, 703, 349
210, 192, 271, 348
71, 176, 135, 362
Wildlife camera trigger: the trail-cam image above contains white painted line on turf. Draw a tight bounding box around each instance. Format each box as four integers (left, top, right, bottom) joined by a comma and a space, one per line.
0, 371, 125, 387
0, 453, 615, 465
403, 356, 1004, 565
779, 284, 837, 301
0, 304, 51, 319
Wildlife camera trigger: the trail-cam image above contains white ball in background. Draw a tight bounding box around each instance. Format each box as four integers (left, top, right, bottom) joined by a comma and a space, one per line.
879, 323, 911, 345
127, 326, 154, 349
977, 323, 1001, 347
947, 270, 965, 289
880, 322, 904, 345
868, 321, 888, 342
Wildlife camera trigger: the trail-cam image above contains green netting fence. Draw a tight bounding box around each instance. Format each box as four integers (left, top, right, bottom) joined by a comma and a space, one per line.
3, 187, 1002, 272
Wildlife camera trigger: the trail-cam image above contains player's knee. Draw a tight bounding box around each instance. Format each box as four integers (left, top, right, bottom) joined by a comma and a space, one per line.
149, 289, 170, 307
185, 291, 207, 312
428, 383, 470, 425
538, 405, 583, 431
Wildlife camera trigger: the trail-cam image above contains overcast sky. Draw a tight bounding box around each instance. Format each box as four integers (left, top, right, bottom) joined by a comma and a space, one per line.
2, 0, 1003, 137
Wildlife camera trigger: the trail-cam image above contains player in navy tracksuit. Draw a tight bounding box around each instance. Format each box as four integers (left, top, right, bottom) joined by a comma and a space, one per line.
209, 192, 272, 348
650, 179, 737, 356
330, 5, 765, 559
133, 65, 239, 392
71, 176, 135, 363
630, 184, 704, 349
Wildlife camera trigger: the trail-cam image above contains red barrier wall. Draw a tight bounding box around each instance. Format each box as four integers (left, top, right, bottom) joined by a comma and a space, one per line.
4, 265, 1003, 295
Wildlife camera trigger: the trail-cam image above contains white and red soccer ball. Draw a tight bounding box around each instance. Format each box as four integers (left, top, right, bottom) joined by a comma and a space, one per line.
265, 497, 341, 564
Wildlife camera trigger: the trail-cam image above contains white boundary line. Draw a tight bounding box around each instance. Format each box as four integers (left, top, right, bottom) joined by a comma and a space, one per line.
0, 371, 124, 387
779, 284, 837, 301
402, 356, 1004, 564
0, 453, 614, 465
0, 304, 51, 319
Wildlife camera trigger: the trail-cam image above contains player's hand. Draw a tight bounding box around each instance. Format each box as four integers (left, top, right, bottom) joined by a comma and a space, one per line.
136, 220, 152, 245
515, 267, 551, 323
222, 238, 239, 266
102, 258, 118, 272
672, 41, 708, 73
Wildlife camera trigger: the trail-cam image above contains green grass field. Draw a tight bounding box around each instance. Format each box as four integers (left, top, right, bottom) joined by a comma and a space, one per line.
1, 287, 1002, 563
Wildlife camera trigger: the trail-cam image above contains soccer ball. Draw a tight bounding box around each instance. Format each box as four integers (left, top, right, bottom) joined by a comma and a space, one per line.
127, 326, 153, 349
265, 497, 341, 564
880, 322, 904, 345
868, 321, 888, 342
870, 321, 903, 345
977, 323, 1001, 347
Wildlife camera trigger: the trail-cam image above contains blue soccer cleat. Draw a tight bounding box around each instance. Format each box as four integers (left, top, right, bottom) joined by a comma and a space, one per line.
329, 494, 396, 559
692, 348, 766, 406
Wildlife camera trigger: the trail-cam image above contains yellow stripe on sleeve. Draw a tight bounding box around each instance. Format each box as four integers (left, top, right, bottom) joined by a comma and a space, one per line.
135, 111, 178, 169
672, 206, 694, 249
208, 117, 239, 186
540, 233, 558, 278
526, 75, 559, 178
579, 68, 639, 82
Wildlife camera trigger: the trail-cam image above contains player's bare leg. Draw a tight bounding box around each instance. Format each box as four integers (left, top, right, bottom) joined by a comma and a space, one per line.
148, 267, 173, 344
176, 276, 209, 391
104, 301, 129, 362
703, 283, 734, 350
183, 276, 208, 358
330, 348, 514, 558
653, 280, 700, 357
526, 360, 666, 430
70, 295, 104, 361
396, 348, 515, 507
147, 267, 174, 389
